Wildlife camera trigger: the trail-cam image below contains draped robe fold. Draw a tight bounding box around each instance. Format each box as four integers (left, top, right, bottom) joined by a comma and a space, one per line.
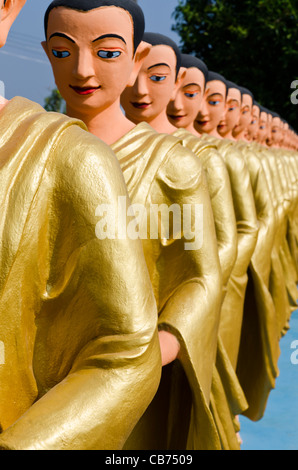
172, 129, 248, 449
233, 141, 281, 421
258, 146, 297, 333
199, 135, 259, 371
112, 122, 223, 450
0, 98, 161, 450
256, 146, 292, 334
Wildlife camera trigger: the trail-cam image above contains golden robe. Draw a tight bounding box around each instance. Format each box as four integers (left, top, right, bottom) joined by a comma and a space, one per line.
274, 150, 298, 306
285, 152, 298, 275
256, 145, 291, 334
172, 129, 247, 449
0, 98, 162, 450
233, 141, 280, 421
259, 146, 297, 332
173, 129, 237, 291
200, 135, 259, 370
111, 122, 223, 450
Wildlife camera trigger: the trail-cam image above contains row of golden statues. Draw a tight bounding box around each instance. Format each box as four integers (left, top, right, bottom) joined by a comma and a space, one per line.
0, 0, 297, 450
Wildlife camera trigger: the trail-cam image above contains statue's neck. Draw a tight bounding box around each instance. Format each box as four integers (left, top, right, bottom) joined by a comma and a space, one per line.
66, 99, 135, 145
185, 123, 201, 137
0, 98, 9, 114
207, 128, 223, 139
145, 111, 177, 134
219, 130, 236, 141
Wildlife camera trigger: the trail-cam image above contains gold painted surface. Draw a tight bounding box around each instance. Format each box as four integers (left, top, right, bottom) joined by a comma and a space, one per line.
234, 141, 280, 421
173, 129, 247, 449
260, 147, 297, 330
256, 146, 291, 333
0, 98, 161, 450
285, 153, 298, 276
200, 135, 259, 370
112, 122, 223, 450
173, 129, 237, 290
274, 150, 298, 305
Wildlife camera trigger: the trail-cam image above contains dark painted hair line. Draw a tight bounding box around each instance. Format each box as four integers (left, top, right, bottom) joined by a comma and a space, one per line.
226, 80, 239, 92
44, 0, 145, 53
207, 71, 226, 86
180, 54, 209, 84
142, 32, 181, 79
207, 71, 228, 97
238, 86, 254, 101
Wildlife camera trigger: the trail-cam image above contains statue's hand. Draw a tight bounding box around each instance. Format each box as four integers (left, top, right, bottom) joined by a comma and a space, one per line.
158, 330, 180, 367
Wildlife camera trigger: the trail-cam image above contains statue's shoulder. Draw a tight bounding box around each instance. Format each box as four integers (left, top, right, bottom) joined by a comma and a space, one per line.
53, 122, 127, 202
157, 136, 205, 194
5, 98, 128, 201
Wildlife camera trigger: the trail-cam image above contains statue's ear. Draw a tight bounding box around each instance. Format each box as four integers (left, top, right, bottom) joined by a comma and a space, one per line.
127, 41, 152, 87
0, 0, 27, 48
41, 41, 50, 60
170, 68, 186, 100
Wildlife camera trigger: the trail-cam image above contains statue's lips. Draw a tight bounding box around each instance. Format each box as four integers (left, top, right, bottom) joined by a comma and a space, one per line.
131, 102, 152, 109
196, 120, 209, 126
168, 114, 187, 121
70, 85, 101, 95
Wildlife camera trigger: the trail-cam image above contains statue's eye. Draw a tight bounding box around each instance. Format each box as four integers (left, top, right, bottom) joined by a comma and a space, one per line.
52, 50, 70, 59
149, 75, 166, 82
185, 92, 199, 98
97, 50, 121, 59
209, 100, 220, 106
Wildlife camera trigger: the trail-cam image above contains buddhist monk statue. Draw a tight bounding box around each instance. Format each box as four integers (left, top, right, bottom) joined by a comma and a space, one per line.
0, 0, 162, 450
44, 5, 223, 450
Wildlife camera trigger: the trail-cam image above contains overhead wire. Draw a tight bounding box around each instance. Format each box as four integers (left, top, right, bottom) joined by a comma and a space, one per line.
0, 29, 49, 65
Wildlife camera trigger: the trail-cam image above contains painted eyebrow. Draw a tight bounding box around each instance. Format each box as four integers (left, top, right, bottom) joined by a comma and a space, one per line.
183, 83, 201, 88
49, 32, 75, 43
147, 63, 171, 71
92, 34, 127, 44
208, 93, 224, 98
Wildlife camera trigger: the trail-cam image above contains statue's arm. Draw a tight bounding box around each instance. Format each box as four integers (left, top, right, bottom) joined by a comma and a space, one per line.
0, 129, 161, 450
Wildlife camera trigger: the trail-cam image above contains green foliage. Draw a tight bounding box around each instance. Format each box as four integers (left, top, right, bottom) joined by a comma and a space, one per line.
173, 0, 298, 130
44, 88, 66, 114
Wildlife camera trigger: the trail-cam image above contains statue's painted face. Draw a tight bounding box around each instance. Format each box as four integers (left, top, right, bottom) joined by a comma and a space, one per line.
233, 94, 253, 134
195, 79, 226, 134
166, 66, 205, 129
0, 1, 3, 23
120, 44, 178, 123
1, 0, 27, 48
44, 6, 137, 115
218, 87, 241, 136
258, 111, 268, 141
271, 117, 283, 145
247, 104, 260, 139
0, 1, 3, 48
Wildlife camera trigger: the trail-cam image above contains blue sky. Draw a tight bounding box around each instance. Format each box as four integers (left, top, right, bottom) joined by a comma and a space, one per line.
0, 0, 181, 106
